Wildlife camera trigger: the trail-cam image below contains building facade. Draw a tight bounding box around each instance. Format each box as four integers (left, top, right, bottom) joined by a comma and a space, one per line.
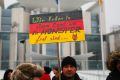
0, 0, 114, 70
0, 6, 104, 70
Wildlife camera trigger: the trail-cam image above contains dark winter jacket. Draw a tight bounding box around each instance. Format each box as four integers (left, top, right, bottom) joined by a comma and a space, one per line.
52, 76, 59, 80
61, 73, 82, 80
106, 70, 120, 80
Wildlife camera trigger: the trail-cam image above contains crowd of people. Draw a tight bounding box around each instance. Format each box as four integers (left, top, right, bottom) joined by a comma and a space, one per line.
2, 56, 81, 80
2, 51, 120, 80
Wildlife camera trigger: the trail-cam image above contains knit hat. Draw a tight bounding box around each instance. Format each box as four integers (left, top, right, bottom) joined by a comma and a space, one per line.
62, 56, 77, 69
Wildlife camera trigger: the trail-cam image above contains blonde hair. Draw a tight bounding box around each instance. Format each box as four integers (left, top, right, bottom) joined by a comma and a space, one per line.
11, 63, 42, 80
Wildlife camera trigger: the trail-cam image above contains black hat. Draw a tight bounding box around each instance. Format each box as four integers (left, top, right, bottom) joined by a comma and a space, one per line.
62, 56, 77, 69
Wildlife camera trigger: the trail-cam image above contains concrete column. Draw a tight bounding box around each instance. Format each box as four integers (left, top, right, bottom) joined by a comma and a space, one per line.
84, 41, 88, 53
84, 41, 88, 70
12, 8, 25, 32
71, 42, 75, 56
42, 44, 46, 55
62, 43, 70, 56
103, 41, 107, 69
83, 11, 92, 34
42, 44, 46, 66
109, 35, 115, 52
18, 42, 25, 63
80, 41, 88, 54
80, 41, 85, 54
80, 41, 88, 70
26, 39, 32, 62
9, 32, 18, 69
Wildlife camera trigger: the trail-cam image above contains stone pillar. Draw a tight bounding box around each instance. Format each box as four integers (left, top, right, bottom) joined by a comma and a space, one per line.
9, 32, 18, 69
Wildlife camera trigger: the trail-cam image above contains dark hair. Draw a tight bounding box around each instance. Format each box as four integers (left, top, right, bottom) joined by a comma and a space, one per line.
44, 66, 52, 74
3, 69, 13, 80
53, 66, 59, 71
62, 56, 77, 69
106, 51, 120, 71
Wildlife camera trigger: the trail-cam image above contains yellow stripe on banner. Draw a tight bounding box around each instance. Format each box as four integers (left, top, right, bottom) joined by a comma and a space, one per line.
29, 30, 85, 44
98, 0, 103, 6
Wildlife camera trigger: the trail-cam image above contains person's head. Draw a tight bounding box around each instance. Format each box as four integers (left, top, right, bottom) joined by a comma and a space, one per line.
44, 66, 52, 74
3, 69, 13, 80
52, 66, 60, 77
11, 63, 43, 80
106, 51, 120, 71
61, 56, 77, 78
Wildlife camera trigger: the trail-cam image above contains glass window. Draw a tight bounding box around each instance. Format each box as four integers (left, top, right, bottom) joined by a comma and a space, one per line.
39, 44, 42, 54
18, 33, 29, 40
2, 9, 11, 17
32, 44, 37, 52
1, 9, 11, 32
91, 14, 99, 34
86, 35, 102, 69
1, 25, 11, 31
75, 42, 81, 55
0, 32, 10, 69
46, 43, 57, 56
1, 17, 11, 25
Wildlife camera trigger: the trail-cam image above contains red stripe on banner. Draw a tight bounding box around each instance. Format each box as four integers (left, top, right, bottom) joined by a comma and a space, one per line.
29, 19, 84, 33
